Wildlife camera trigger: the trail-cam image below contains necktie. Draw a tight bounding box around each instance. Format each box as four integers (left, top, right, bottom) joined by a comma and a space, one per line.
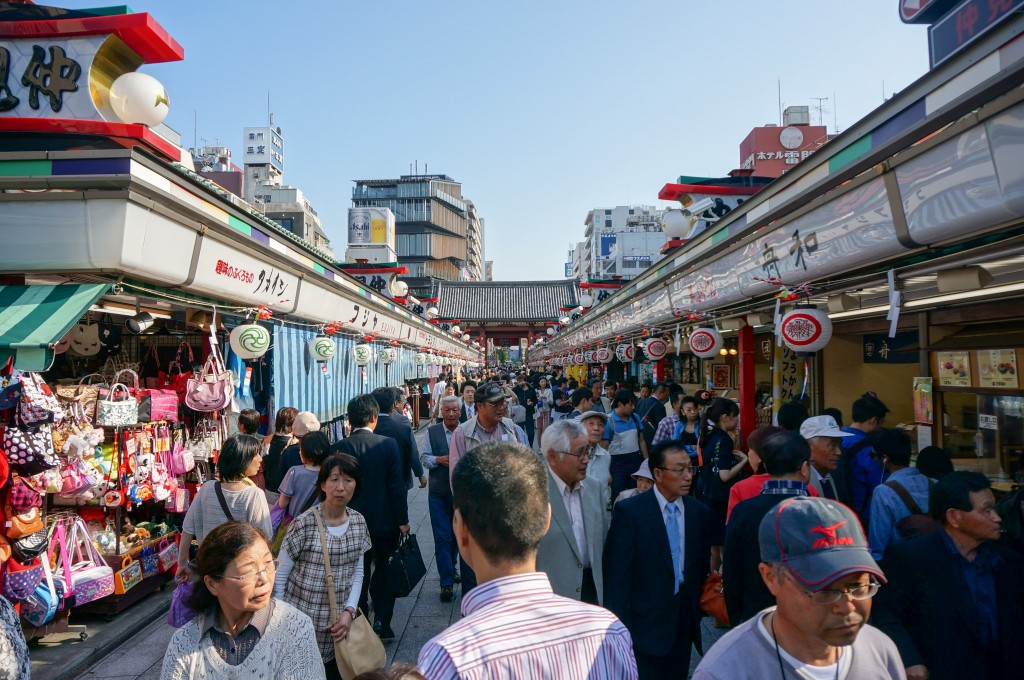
821, 476, 837, 500
666, 504, 681, 594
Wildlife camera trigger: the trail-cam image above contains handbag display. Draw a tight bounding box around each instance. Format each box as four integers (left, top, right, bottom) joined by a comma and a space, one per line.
184, 353, 233, 413
9, 473, 45, 512
10, 528, 48, 561
51, 519, 115, 607
55, 374, 105, 420
3, 421, 58, 475
21, 556, 59, 627
168, 442, 196, 475
4, 505, 44, 539
18, 372, 64, 426
95, 382, 139, 427
386, 533, 427, 598
2, 556, 44, 602
312, 508, 385, 679
157, 341, 195, 403
138, 387, 179, 422
157, 537, 178, 573
113, 556, 143, 594
699, 570, 729, 627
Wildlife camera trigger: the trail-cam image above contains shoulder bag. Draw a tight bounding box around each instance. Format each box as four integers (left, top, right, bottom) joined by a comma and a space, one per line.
185, 353, 233, 413
17, 372, 64, 426
52, 518, 115, 607
55, 373, 105, 420
3, 418, 57, 476
95, 382, 139, 427
386, 533, 427, 598
158, 341, 195, 403
2, 555, 44, 602
312, 507, 385, 680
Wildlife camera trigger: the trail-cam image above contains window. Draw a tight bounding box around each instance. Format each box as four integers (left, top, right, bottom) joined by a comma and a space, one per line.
605, 220, 612, 228
604, 209, 611, 215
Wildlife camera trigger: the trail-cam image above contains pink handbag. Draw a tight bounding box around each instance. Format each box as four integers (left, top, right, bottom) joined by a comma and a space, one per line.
169, 442, 196, 475
184, 353, 233, 413
52, 519, 114, 607
138, 388, 179, 422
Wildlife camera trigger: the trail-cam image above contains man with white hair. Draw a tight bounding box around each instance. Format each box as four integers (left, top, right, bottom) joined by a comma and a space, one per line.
535, 419, 608, 605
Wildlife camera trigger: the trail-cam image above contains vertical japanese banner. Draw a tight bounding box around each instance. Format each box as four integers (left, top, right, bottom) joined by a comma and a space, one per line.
772, 343, 799, 419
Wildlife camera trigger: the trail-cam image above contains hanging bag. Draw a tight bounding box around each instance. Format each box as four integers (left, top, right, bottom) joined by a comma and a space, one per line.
169, 440, 196, 475
157, 537, 179, 573
167, 580, 197, 628
312, 507, 385, 679
55, 374, 105, 420
699, 570, 729, 627
158, 342, 194, 404
95, 382, 139, 427
17, 372, 64, 426
113, 556, 143, 594
185, 353, 233, 413
54, 518, 114, 606
386, 533, 427, 598
3, 421, 57, 476
8, 473, 45, 512
4, 505, 44, 539
139, 547, 160, 579
21, 555, 59, 627
138, 387, 179, 423
2, 556, 44, 602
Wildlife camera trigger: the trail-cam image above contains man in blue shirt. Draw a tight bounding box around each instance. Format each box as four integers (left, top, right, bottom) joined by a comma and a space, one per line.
867, 429, 933, 559
840, 391, 889, 520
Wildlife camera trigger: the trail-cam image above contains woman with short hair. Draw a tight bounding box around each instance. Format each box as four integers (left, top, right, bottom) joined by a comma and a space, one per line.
176, 435, 273, 582
263, 406, 299, 493
274, 454, 372, 680
161, 522, 324, 680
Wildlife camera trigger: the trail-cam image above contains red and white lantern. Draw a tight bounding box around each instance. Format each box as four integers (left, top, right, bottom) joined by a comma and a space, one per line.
688, 327, 722, 359
616, 344, 635, 363
574, 352, 585, 365
779, 307, 832, 353
642, 338, 668, 361
595, 347, 613, 364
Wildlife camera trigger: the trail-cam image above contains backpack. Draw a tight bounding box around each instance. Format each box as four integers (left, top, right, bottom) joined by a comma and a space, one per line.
886, 479, 940, 538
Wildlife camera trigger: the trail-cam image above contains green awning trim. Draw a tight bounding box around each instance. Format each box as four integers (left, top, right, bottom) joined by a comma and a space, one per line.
0, 284, 111, 371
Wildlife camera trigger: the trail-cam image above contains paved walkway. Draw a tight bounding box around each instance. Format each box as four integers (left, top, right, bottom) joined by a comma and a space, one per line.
65, 426, 725, 679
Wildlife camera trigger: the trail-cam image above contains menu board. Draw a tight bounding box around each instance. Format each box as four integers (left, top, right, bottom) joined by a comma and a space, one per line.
977, 349, 1019, 389
936, 351, 971, 387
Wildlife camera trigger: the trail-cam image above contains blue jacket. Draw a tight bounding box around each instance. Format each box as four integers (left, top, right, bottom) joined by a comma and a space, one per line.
868, 467, 932, 559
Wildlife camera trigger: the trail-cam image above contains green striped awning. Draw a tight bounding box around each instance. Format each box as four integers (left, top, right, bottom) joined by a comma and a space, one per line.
0, 284, 112, 371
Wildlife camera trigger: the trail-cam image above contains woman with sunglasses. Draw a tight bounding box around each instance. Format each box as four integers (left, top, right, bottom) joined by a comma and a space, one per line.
161, 521, 324, 680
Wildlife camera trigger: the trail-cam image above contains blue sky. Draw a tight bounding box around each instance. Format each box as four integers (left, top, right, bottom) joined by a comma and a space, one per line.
64, 1, 929, 280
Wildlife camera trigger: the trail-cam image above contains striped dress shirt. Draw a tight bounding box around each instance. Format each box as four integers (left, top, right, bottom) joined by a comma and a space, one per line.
417, 572, 638, 679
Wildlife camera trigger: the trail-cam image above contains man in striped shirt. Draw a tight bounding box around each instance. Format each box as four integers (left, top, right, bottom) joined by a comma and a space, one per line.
418, 441, 638, 680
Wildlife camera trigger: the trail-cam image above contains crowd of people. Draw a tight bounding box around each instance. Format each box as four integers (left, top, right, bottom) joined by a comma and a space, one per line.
147, 370, 1024, 680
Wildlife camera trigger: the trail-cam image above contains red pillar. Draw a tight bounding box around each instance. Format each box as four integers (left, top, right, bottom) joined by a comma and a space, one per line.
738, 324, 756, 451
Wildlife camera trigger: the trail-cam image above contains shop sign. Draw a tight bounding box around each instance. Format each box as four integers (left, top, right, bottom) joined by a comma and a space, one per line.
928, 0, 1024, 67
978, 413, 998, 430
863, 331, 918, 364
977, 348, 1019, 388
913, 377, 934, 424
0, 37, 96, 120
195, 239, 298, 310
777, 343, 801, 403
936, 351, 972, 387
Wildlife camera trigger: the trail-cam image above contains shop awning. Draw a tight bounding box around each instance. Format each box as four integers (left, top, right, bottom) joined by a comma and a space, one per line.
0, 284, 111, 371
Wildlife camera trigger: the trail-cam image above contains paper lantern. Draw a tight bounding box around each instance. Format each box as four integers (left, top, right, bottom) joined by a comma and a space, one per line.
451, 325, 461, 336
643, 338, 668, 361
547, 327, 556, 336
229, 323, 270, 360
389, 279, 409, 298
381, 347, 398, 364
353, 343, 372, 366
615, 344, 635, 362
415, 352, 427, 365
462, 333, 470, 341
308, 336, 336, 361
688, 327, 722, 359
425, 306, 439, 320
579, 292, 595, 308
109, 72, 170, 127
574, 352, 585, 365
595, 347, 612, 363
780, 307, 833, 353
584, 350, 595, 364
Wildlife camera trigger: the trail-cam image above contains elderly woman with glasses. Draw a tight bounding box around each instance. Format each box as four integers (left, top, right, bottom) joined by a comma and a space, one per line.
273, 454, 371, 680
161, 521, 324, 680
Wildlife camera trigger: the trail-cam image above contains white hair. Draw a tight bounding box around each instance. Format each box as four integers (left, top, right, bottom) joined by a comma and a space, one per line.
440, 395, 461, 407
541, 418, 587, 458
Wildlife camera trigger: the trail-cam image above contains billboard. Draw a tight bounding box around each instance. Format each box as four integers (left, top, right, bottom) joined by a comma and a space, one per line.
348, 207, 395, 249
243, 127, 284, 171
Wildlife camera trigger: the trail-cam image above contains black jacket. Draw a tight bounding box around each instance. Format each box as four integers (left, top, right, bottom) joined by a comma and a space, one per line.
873, 530, 1024, 680
331, 429, 408, 534
603, 491, 710, 658
373, 413, 423, 490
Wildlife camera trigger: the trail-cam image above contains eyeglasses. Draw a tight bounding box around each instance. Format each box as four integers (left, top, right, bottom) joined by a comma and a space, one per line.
657, 466, 692, 475
219, 559, 279, 585
792, 577, 880, 605
556, 446, 592, 460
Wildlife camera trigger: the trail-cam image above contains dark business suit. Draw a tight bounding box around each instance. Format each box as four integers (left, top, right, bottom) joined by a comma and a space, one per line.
459, 402, 476, 424
331, 428, 408, 630
873, 530, 1024, 680
604, 490, 710, 679
373, 413, 424, 490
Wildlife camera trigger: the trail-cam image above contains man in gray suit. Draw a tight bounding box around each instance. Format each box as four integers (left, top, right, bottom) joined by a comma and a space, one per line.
536, 418, 608, 605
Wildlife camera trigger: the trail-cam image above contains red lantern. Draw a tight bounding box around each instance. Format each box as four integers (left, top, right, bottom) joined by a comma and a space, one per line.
779, 307, 832, 353
689, 327, 722, 359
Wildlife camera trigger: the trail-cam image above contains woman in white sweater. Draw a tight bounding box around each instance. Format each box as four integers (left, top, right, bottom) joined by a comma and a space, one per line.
161, 521, 324, 680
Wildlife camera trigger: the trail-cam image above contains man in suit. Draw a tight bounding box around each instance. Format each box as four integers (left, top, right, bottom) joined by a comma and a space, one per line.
873, 471, 1024, 680
800, 415, 853, 503
458, 381, 477, 423
420, 395, 462, 602
331, 394, 408, 640
536, 418, 607, 605
372, 386, 426, 491
604, 439, 711, 678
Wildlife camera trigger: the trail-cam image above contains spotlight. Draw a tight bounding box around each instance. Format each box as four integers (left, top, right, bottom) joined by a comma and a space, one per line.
125, 312, 154, 334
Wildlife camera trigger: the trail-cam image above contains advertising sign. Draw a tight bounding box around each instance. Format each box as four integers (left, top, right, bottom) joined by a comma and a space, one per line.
936, 351, 972, 387
242, 127, 284, 171
913, 377, 934, 424
928, 0, 1024, 67
977, 349, 1019, 388
348, 208, 371, 245
193, 238, 299, 310
369, 207, 396, 248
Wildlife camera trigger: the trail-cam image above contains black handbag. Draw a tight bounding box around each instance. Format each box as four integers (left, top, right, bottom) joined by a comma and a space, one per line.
386, 533, 427, 597
11, 528, 49, 561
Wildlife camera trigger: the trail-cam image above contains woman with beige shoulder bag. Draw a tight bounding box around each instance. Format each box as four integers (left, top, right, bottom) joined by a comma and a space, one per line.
273, 454, 382, 680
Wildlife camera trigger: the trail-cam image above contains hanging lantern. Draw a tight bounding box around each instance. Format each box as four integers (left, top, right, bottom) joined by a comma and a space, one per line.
229, 323, 270, 360
643, 338, 668, 361
615, 344, 635, 362
381, 347, 398, 364
451, 325, 461, 336
688, 327, 723, 359
574, 352, 585, 365
425, 306, 439, 320
415, 352, 427, 365
462, 333, 470, 341
547, 327, 556, 336
308, 335, 336, 362
579, 292, 595, 308
595, 346, 612, 363
780, 306, 833, 353
584, 350, 595, 364
389, 279, 409, 298
353, 343, 372, 366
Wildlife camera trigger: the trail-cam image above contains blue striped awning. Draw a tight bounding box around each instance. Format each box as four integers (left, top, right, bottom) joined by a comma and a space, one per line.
0, 284, 111, 371
271, 325, 421, 423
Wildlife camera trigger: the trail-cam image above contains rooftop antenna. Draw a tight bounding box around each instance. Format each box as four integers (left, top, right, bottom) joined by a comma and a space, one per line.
811, 96, 829, 127
777, 78, 782, 126
267, 91, 271, 125
193, 110, 197, 151
425, 162, 428, 174
833, 91, 838, 135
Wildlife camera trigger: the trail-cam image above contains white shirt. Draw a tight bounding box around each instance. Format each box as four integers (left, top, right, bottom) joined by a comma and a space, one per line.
461, 400, 475, 420
549, 468, 589, 568
652, 485, 685, 586
811, 466, 838, 498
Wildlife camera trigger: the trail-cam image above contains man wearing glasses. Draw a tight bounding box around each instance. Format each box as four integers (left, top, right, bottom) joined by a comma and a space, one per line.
536, 419, 608, 605
694, 496, 905, 679
448, 381, 529, 594
604, 440, 711, 679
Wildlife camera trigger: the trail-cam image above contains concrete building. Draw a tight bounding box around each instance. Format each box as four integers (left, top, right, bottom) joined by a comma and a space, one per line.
484, 260, 494, 281
191, 145, 244, 198
351, 173, 477, 295
571, 205, 665, 281
738, 105, 831, 177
